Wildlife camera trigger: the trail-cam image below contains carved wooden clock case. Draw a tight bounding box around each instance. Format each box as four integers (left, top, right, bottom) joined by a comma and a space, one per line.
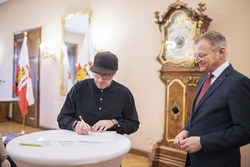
149, 1, 212, 166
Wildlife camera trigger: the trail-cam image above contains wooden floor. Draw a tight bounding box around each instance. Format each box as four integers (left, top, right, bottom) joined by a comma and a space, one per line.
0, 121, 150, 167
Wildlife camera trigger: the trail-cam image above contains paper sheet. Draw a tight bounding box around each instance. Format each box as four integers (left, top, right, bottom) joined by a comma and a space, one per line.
2, 136, 7, 142
38, 130, 116, 143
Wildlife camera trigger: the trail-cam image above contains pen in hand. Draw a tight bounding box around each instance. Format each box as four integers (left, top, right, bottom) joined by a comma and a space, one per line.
79, 116, 91, 135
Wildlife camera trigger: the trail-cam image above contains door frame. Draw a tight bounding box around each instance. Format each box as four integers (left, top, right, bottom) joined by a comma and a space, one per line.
12, 27, 41, 128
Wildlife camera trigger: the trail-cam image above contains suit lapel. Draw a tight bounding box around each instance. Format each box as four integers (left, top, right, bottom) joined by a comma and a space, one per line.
191, 65, 234, 117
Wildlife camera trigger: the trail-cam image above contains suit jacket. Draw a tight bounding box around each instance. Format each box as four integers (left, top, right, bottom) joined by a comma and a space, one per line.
183, 64, 250, 167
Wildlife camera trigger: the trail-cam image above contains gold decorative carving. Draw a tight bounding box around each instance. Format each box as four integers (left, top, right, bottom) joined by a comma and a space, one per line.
180, 76, 192, 84
165, 61, 193, 67
197, 2, 206, 14
168, 0, 187, 10
154, 11, 160, 24
197, 3, 207, 28
160, 74, 202, 86
160, 75, 174, 85
187, 76, 201, 86
154, 1, 211, 67
188, 7, 196, 16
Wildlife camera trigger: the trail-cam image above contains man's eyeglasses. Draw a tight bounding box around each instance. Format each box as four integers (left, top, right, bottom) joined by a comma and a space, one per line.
194, 47, 220, 60
93, 73, 113, 80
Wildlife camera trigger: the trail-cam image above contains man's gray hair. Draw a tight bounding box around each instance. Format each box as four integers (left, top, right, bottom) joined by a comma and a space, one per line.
194, 31, 228, 55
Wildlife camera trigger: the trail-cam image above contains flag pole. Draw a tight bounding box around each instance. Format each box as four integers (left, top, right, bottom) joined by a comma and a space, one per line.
19, 31, 27, 135
14, 31, 34, 135
19, 116, 26, 135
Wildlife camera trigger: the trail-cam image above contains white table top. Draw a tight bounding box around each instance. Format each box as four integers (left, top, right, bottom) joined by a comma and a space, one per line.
0, 97, 19, 102
6, 129, 131, 167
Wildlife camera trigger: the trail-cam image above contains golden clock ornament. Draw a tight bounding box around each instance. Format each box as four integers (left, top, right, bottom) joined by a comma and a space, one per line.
155, 0, 212, 67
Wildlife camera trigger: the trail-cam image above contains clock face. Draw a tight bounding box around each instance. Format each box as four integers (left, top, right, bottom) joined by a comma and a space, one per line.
162, 11, 196, 64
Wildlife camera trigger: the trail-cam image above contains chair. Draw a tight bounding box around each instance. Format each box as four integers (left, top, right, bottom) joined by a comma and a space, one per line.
0, 134, 10, 167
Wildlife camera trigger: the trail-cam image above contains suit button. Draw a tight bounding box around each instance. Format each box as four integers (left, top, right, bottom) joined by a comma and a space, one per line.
210, 152, 214, 156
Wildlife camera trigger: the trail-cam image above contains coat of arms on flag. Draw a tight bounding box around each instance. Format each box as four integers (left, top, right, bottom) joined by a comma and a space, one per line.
75, 26, 95, 83
14, 32, 34, 116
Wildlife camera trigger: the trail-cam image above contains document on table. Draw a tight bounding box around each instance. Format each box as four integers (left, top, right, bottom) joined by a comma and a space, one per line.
37, 130, 116, 143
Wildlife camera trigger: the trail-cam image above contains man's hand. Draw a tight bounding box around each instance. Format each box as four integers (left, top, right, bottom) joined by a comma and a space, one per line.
91, 120, 114, 133
174, 130, 189, 148
180, 136, 202, 153
75, 121, 91, 135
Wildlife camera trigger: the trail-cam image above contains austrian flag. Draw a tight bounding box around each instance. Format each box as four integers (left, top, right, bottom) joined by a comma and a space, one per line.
14, 34, 34, 116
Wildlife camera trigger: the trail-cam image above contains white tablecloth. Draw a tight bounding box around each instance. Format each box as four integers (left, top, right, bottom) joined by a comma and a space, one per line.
6, 129, 131, 167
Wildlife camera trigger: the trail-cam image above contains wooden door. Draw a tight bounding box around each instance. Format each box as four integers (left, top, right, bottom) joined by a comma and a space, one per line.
13, 27, 41, 128
0, 103, 8, 121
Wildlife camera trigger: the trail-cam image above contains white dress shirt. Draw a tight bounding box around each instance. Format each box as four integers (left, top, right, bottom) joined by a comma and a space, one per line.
210, 61, 230, 84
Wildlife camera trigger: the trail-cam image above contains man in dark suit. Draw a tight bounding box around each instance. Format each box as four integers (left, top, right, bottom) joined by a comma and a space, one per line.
174, 31, 250, 167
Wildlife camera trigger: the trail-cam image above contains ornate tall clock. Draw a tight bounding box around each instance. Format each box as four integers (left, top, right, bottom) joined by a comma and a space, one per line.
149, 1, 212, 166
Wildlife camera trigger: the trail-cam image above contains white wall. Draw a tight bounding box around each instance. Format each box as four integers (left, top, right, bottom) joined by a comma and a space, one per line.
0, 1, 250, 165
90, 0, 250, 153
90, 0, 165, 152
0, 0, 91, 129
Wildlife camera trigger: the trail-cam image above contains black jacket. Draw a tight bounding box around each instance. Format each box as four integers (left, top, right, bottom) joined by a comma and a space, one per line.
57, 79, 139, 135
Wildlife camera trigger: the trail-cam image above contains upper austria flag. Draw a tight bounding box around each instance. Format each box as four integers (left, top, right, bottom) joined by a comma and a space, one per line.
75, 26, 95, 83
14, 34, 34, 116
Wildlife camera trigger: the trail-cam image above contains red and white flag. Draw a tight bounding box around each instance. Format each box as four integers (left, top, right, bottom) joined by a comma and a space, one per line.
14, 34, 34, 116
75, 26, 95, 83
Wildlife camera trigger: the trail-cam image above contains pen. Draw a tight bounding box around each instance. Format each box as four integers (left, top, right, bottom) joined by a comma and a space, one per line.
20, 143, 41, 147
79, 116, 91, 135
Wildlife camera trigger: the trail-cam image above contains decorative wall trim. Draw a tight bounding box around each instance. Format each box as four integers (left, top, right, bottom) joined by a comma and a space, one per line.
129, 148, 150, 158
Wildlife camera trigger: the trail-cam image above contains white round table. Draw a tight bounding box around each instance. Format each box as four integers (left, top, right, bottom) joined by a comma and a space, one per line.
6, 130, 131, 167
